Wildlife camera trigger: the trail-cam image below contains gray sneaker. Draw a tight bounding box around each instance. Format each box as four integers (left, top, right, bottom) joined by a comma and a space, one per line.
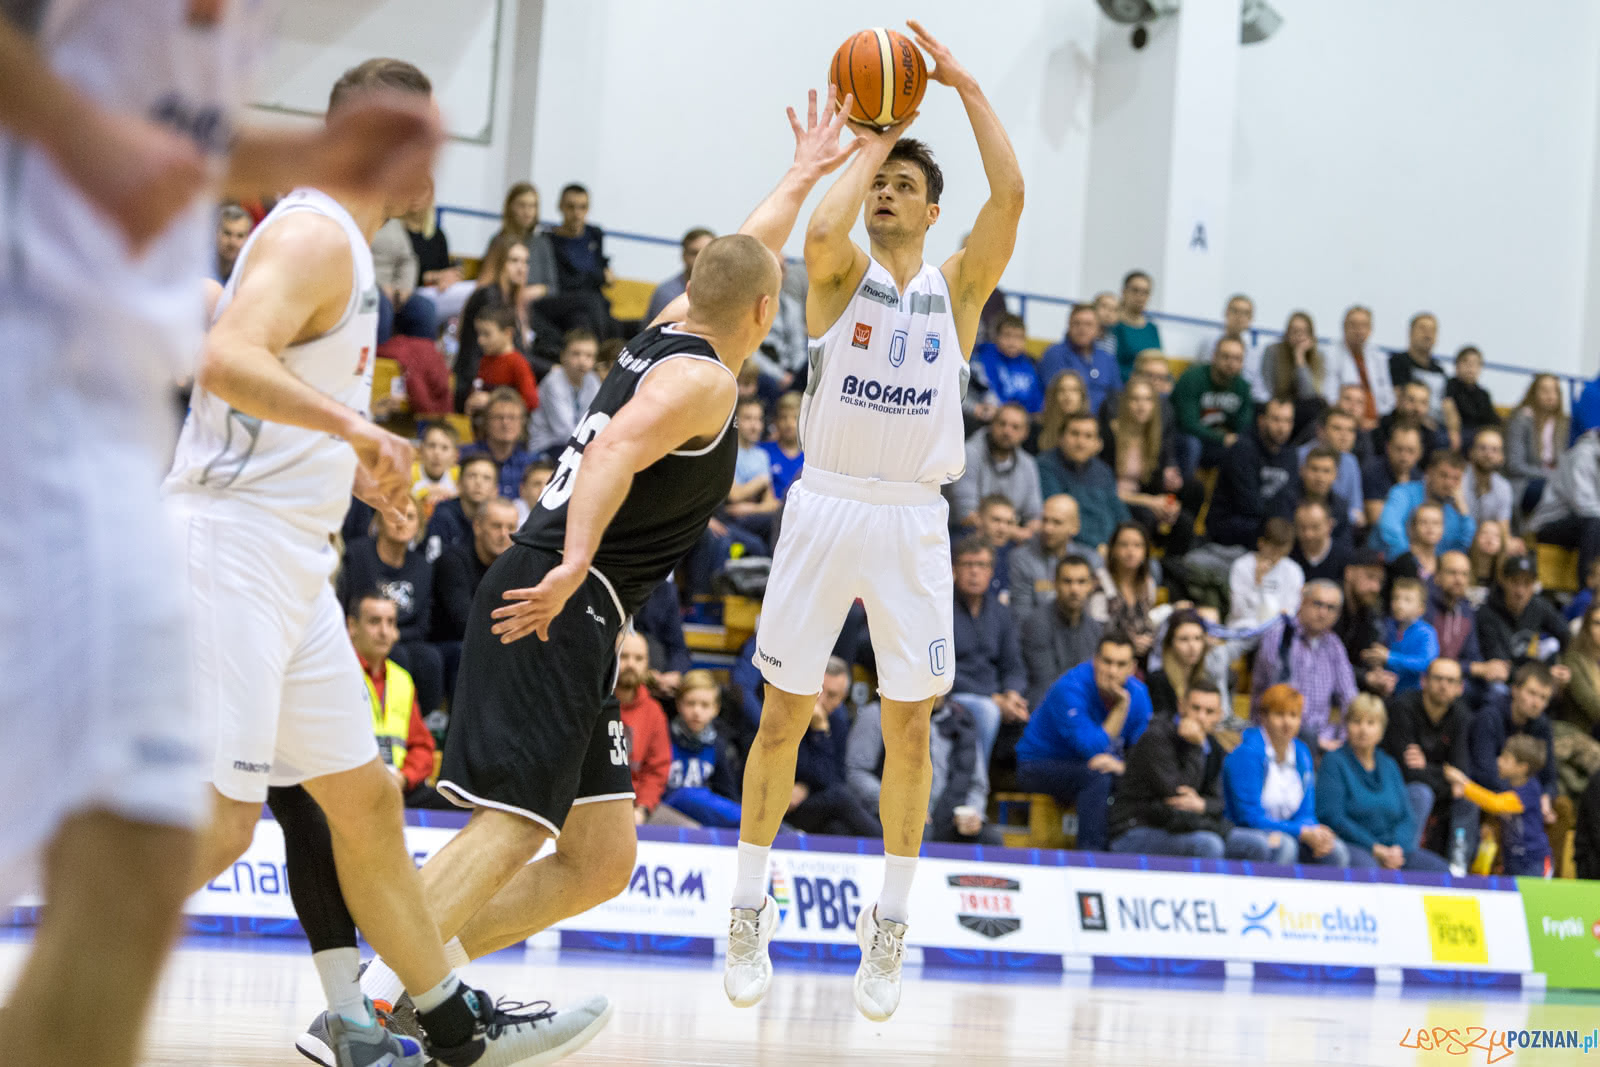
852, 904, 908, 1022
427, 989, 614, 1067
296, 1001, 427, 1067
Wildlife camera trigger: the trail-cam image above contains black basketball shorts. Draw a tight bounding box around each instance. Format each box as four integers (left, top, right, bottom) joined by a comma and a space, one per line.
437, 545, 634, 833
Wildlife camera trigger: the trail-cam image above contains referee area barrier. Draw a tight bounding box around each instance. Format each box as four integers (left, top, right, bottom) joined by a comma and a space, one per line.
9, 812, 1594, 992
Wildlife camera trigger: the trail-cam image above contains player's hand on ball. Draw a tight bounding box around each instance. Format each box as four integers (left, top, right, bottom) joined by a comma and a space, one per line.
787, 86, 862, 178
906, 20, 972, 91
492, 560, 588, 643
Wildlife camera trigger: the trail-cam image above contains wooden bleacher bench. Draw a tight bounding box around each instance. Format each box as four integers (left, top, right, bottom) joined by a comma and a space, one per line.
994, 792, 1073, 850
605, 278, 654, 325
1537, 542, 1580, 593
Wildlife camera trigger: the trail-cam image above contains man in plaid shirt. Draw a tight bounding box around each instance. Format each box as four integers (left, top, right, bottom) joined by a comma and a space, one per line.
1251, 579, 1359, 754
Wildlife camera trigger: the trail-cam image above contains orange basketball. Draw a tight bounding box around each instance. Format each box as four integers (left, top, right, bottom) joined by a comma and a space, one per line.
829, 28, 926, 129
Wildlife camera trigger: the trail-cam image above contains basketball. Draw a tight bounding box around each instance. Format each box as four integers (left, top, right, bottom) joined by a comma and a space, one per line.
829, 27, 926, 129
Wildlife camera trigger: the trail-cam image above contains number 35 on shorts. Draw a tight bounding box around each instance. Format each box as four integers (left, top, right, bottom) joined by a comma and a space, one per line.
608, 718, 629, 766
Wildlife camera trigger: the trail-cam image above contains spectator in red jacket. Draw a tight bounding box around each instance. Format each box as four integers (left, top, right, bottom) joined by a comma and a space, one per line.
347, 592, 449, 808
469, 304, 540, 413
616, 632, 670, 823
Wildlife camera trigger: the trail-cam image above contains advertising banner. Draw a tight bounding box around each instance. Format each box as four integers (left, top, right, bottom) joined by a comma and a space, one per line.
1063, 868, 1532, 973
16, 818, 1561, 985
1516, 877, 1600, 990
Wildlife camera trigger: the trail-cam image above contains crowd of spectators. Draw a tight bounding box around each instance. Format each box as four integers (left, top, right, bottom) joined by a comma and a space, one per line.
216, 184, 1600, 878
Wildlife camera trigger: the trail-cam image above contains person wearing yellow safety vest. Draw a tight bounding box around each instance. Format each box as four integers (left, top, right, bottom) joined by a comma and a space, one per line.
347, 590, 446, 807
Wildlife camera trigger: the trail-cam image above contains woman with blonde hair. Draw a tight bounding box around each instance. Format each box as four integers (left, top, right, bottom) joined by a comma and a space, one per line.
1466, 521, 1506, 606
1506, 373, 1570, 515
454, 234, 535, 409
1033, 369, 1088, 454
1102, 375, 1196, 553
1261, 310, 1326, 434
1315, 694, 1451, 870
403, 192, 476, 322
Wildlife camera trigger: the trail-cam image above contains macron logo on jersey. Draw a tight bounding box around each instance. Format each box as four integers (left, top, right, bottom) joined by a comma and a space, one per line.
840, 375, 937, 414
851, 323, 873, 349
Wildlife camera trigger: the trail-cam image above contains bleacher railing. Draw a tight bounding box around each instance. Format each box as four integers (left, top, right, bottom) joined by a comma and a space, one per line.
438, 203, 1590, 405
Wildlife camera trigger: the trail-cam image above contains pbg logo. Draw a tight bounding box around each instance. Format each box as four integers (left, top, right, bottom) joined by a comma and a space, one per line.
768, 858, 861, 932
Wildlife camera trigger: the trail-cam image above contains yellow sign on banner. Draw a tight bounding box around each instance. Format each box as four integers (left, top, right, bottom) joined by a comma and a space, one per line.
1424, 895, 1489, 964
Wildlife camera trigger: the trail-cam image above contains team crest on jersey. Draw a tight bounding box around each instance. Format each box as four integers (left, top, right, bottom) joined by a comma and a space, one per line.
923, 333, 941, 363
851, 322, 873, 349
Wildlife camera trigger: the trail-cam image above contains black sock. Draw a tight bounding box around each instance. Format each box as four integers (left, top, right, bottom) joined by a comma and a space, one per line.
266, 786, 358, 953
417, 984, 486, 1064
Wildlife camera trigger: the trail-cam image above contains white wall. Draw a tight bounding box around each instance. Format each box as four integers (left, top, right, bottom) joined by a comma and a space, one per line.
528, 0, 1099, 323
246, 0, 524, 257
1221, 0, 1600, 377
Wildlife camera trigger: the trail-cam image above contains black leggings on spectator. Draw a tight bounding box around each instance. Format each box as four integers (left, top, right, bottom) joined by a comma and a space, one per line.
266, 786, 356, 953
391, 640, 444, 715
788, 784, 883, 837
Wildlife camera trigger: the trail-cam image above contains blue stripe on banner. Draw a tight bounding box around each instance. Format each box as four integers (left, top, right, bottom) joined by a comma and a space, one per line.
1402, 968, 1524, 990
1093, 956, 1228, 979
1253, 962, 1376, 985
920, 948, 1064, 972
185, 915, 306, 938
770, 941, 865, 964
558, 931, 714, 956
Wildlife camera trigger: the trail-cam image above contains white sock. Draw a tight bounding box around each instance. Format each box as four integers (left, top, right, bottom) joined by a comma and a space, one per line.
360, 956, 405, 1010
731, 840, 771, 910
411, 970, 461, 1015
444, 936, 470, 970
877, 853, 918, 924
313, 948, 370, 1026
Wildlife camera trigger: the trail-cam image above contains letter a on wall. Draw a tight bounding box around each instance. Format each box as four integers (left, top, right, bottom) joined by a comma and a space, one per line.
1190, 222, 1208, 251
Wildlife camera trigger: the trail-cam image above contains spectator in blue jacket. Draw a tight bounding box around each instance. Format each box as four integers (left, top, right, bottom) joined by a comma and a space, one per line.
1315, 695, 1451, 870
1037, 413, 1130, 554
661, 671, 742, 828
949, 537, 1028, 767
974, 313, 1044, 415
1037, 303, 1120, 416
1015, 633, 1151, 851
1358, 578, 1440, 694
1468, 662, 1559, 814
1222, 683, 1351, 865
1376, 449, 1475, 561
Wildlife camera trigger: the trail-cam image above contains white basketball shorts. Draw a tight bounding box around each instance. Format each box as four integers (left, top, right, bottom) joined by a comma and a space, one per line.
0, 297, 205, 890
754, 466, 954, 702
169, 494, 378, 803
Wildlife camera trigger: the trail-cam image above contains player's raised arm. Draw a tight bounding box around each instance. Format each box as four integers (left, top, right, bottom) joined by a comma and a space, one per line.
491, 359, 737, 641
803, 112, 914, 317
651, 87, 860, 329
911, 20, 1024, 353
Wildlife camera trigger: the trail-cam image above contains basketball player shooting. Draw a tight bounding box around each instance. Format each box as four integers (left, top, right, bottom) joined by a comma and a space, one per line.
337, 87, 863, 1042
725, 20, 1024, 1022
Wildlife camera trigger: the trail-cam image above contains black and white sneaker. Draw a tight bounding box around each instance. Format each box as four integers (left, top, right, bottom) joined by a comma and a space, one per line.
427, 988, 613, 1067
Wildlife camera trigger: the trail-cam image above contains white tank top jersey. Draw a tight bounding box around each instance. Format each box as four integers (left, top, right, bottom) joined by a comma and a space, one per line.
165, 189, 380, 536
801, 256, 969, 485
0, 0, 272, 375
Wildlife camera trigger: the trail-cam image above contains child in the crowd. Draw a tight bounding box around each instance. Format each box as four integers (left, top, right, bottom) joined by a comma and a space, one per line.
974, 313, 1044, 415
762, 392, 805, 501
514, 459, 556, 525
526, 327, 601, 455
412, 422, 460, 520
594, 337, 623, 381
1226, 517, 1305, 633
661, 670, 742, 828
1363, 577, 1440, 693
470, 305, 540, 412
974, 494, 1018, 603
1444, 735, 1553, 876
724, 397, 780, 547
1445, 345, 1500, 443
1387, 501, 1444, 586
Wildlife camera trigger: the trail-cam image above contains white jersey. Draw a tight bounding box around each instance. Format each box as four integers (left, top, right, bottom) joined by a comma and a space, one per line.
164, 189, 379, 536
0, 0, 272, 375
800, 257, 968, 485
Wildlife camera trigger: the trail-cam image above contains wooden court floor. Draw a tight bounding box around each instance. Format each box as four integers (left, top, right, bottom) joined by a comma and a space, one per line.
2, 935, 1597, 1065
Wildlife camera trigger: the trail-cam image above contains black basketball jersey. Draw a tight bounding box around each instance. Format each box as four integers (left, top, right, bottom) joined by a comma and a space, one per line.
515, 324, 738, 615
